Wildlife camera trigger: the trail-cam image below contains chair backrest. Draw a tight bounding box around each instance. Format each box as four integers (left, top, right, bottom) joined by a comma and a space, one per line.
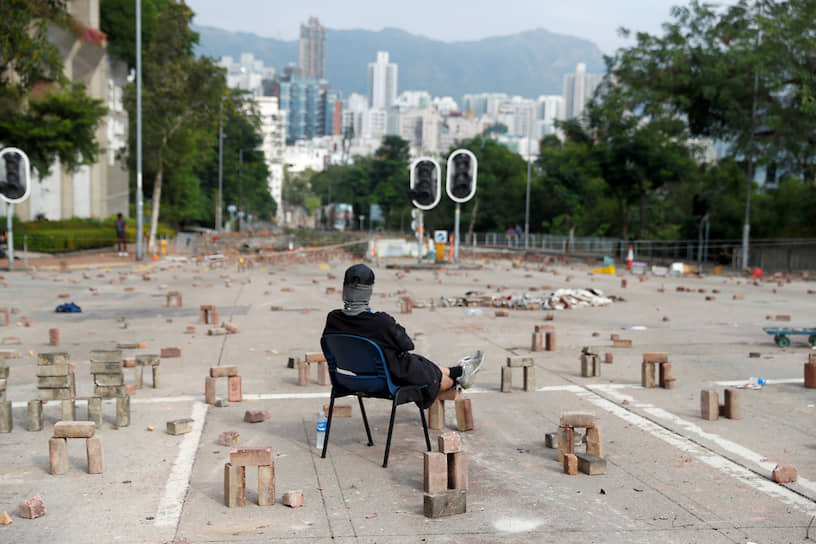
320, 333, 397, 397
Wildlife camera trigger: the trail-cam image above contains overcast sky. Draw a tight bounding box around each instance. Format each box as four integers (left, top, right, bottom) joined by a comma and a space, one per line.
185, 0, 694, 54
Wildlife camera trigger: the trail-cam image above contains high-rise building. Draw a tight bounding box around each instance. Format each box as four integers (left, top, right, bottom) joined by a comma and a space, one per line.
562, 63, 602, 120
536, 95, 565, 137
299, 17, 326, 79
263, 74, 340, 144
255, 97, 286, 223
219, 53, 275, 97
368, 51, 398, 109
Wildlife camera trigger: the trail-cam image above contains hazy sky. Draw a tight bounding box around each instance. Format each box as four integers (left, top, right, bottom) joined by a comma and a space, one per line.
185, 0, 693, 54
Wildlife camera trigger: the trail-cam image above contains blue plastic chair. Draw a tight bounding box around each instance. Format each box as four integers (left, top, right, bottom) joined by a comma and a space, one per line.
320, 333, 432, 468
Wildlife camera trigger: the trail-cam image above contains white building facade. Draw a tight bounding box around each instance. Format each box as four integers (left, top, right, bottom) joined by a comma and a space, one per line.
562, 62, 602, 120
255, 96, 286, 223
368, 51, 398, 109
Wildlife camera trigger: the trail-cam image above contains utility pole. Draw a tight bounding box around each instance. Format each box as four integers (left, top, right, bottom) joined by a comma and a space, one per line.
135, 0, 144, 260
217, 98, 224, 232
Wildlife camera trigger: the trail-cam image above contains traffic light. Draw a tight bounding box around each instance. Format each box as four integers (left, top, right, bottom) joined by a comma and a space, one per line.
692, 194, 709, 218
0, 147, 31, 204
446, 149, 477, 203
409, 157, 441, 210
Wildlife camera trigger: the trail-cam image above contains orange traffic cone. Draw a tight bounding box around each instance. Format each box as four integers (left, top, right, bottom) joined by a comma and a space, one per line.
626, 245, 634, 270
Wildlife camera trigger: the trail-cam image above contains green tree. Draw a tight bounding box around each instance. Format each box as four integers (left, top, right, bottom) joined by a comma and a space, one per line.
100, 0, 164, 68
123, 0, 225, 251
0, 0, 106, 176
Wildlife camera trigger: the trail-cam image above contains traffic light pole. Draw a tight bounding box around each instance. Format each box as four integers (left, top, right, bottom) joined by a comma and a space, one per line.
6, 203, 12, 269
417, 210, 423, 264
454, 203, 461, 263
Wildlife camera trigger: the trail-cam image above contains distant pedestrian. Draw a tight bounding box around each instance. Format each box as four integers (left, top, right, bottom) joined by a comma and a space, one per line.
514, 224, 523, 245
0, 230, 7, 259
115, 213, 127, 256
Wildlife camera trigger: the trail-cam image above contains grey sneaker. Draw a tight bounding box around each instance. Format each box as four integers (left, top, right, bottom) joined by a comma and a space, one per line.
458, 351, 484, 389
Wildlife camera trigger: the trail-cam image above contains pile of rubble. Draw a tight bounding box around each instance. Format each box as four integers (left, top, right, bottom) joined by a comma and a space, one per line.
437, 288, 614, 311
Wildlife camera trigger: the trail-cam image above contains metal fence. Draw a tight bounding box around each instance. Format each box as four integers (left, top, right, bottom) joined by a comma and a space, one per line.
467, 232, 816, 273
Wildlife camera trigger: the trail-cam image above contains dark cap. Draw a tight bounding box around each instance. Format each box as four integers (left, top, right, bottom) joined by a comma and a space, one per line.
343, 263, 375, 286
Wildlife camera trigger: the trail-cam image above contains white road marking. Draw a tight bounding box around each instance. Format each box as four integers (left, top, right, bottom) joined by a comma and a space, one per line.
575, 390, 816, 517
154, 401, 208, 528
713, 378, 803, 386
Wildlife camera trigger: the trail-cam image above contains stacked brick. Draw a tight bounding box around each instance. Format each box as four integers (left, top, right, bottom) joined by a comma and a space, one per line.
580, 346, 601, 377
205, 366, 242, 404
49, 421, 103, 475
89, 350, 130, 427
200, 305, 219, 324
558, 412, 606, 475
501, 356, 535, 392
700, 388, 742, 420
133, 354, 161, 389
423, 431, 467, 518
297, 353, 330, 386
37, 352, 73, 401
427, 387, 474, 432
0, 362, 10, 432
642, 353, 675, 389
224, 447, 275, 507
805, 353, 816, 389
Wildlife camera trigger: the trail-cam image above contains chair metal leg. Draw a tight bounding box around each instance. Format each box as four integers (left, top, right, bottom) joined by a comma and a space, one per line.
382, 391, 401, 468
321, 390, 336, 459
417, 402, 431, 451
357, 396, 374, 446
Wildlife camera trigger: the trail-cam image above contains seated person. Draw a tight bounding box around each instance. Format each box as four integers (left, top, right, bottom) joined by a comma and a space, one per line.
322, 264, 484, 409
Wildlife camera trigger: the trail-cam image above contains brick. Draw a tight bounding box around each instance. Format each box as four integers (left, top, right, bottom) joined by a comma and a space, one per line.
297, 361, 310, 386
49, 437, 68, 475
576, 453, 607, 475
86, 436, 104, 474
545, 432, 557, 448
531, 331, 543, 352
230, 447, 274, 467
151, 366, 161, 388
500, 366, 512, 392
724, 388, 742, 419
94, 373, 124, 386
39, 387, 72, 401
0, 400, 11, 433
455, 399, 474, 432
224, 463, 246, 507
563, 453, 578, 475
424, 452, 448, 493
733, 295, 744, 300
664, 378, 677, 390
438, 431, 462, 453
317, 361, 330, 386
305, 352, 326, 363
87, 397, 102, 427
428, 399, 444, 430
586, 425, 603, 457
659, 362, 674, 388
227, 375, 242, 402
447, 451, 468, 490
612, 339, 632, 348
423, 490, 466, 518
506, 356, 534, 367
771, 463, 797, 483
775, 314, 791, 321
115, 395, 130, 427
641, 361, 656, 388
185, 326, 196, 334
136, 355, 160, 366
160, 347, 181, 358
90, 361, 122, 374
61, 399, 75, 422
643, 352, 669, 364
0, 365, 7, 379
437, 387, 463, 401
0, 336, 20, 345
805, 362, 816, 389
54, 421, 95, 438
88, 350, 121, 363
700, 390, 719, 420
116, 343, 139, 350
221, 322, 239, 334
560, 412, 595, 428
205, 376, 216, 404
94, 385, 125, 398
38, 352, 69, 365
207, 327, 228, 336
545, 331, 556, 351
218, 431, 241, 447
322, 405, 351, 418
258, 464, 275, 506
48, 328, 59, 346
210, 366, 238, 378
244, 409, 271, 423
581, 355, 600, 377
494, 310, 508, 317
281, 490, 304, 508
27, 400, 42, 431
18, 496, 46, 519
37, 375, 72, 388
166, 418, 194, 435
557, 426, 573, 462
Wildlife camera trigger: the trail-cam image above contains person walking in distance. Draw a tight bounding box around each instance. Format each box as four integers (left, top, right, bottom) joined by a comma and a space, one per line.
115, 213, 127, 256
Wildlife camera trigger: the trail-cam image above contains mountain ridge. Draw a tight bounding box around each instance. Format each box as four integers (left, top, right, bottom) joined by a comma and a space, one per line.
193, 25, 607, 100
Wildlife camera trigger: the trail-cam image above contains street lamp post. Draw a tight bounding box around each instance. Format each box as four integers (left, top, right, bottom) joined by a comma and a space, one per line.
217, 97, 225, 232
524, 106, 534, 249
135, 0, 144, 260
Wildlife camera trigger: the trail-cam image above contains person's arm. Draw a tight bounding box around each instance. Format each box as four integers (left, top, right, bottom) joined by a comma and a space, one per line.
383, 313, 414, 353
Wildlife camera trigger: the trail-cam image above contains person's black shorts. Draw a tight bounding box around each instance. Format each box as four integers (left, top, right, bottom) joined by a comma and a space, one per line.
388, 353, 442, 409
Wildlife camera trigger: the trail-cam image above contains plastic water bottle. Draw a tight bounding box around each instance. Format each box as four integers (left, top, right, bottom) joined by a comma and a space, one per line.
748, 377, 766, 387
315, 412, 327, 449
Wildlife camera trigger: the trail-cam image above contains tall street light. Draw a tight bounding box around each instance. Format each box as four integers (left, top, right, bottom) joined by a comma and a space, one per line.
216, 97, 225, 232
135, 0, 144, 260
524, 105, 534, 249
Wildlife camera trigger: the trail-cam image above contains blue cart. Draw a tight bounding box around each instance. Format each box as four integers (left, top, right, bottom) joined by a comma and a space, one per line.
763, 327, 816, 348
